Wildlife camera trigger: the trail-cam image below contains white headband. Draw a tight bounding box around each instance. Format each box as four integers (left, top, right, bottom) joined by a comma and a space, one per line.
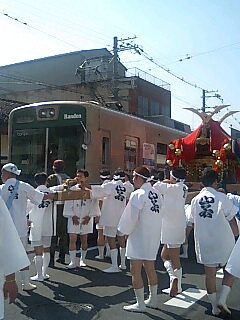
100, 175, 110, 179
133, 171, 151, 182
113, 174, 124, 180
170, 171, 185, 182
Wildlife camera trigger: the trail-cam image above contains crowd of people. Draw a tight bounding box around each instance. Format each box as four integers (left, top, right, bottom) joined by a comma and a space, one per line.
1, 160, 240, 319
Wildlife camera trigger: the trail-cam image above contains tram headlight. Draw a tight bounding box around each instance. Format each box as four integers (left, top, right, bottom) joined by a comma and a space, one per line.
38, 108, 56, 119
49, 108, 55, 117
39, 109, 47, 118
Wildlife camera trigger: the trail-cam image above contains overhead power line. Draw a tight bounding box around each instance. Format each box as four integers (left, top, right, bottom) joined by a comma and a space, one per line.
178, 41, 240, 63
1, 11, 80, 49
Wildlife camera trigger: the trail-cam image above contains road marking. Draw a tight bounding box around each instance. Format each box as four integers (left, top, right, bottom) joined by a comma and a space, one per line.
87, 246, 97, 251
164, 288, 207, 308
216, 268, 224, 279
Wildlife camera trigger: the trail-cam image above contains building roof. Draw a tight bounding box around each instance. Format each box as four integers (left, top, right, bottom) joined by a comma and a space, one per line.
0, 48, 126, 95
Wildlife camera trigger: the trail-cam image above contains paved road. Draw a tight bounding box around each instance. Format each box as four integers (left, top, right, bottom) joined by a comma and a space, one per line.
4, 244, 240, 320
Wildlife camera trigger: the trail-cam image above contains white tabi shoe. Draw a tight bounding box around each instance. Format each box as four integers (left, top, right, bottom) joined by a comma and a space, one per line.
103, 266, 121, 273
145, 284, 158, 309
30, 275, 44, 282
95, 255, 104, 260
22, 283, 37, 291
119, 264, 127, 270
66, 262, 76, 269
144, 298, 158, 309
123, 303, 146, 312
79, 260, 87, 267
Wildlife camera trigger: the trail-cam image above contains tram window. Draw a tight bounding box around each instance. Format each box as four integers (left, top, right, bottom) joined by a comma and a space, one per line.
102, 137, 110, 166
157, 143, 167, 154
124, 137, 138, 172
157, 143, 167, 166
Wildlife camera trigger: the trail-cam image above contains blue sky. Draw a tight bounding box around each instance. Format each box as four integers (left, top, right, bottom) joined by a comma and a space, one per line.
1, 0, 240, 133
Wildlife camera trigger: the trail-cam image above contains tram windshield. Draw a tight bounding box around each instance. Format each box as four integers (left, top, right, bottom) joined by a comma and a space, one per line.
11, 125, 83, 184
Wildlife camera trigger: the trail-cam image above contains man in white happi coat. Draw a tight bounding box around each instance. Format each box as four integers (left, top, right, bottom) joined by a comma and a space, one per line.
153, 167, 188, 297
189, 168, 238, 316
91, 169, 127, 273
63, 169, 100, 268
27, 172, 53, 282
0, 195, 30, 320
213, 236, 240, 317
0, 163, 53, 291
123, 173, 134, 202
118, 166, 163, 312
95, 169, 112, 260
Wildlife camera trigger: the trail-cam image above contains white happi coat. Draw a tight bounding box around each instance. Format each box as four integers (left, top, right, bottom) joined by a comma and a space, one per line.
189, 187, 237, 265
0, 178, 44, 238
225, 236, 240, 278
27, 185, 53, 242
118, 182, 163, 260
63, 185, 100, 234
124, 180, 134, 201
226, 193, 240, 221
91, 180, 127, 227
0, 196, 30, 319
153, 181, 188, 244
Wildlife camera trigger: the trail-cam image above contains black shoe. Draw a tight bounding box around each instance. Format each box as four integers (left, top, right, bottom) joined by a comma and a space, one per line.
49, 260, 55, 268
56, 258, 66, 264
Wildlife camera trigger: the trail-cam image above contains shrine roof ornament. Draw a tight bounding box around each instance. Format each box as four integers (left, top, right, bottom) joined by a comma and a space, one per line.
184, 105, 233, 124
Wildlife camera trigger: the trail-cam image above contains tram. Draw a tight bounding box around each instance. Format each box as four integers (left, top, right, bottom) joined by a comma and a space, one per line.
9, 101, 188, 184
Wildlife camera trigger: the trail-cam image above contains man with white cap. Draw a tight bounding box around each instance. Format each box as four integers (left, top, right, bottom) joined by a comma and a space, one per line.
0, 163, 53, 291
0, 195, 30, 320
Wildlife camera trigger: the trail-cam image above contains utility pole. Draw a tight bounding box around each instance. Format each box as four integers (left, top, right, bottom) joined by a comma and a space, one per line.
201, 89, 223, 112
202, 89, 206, 112
112, 36, 119, 103
111, 36, 141, 106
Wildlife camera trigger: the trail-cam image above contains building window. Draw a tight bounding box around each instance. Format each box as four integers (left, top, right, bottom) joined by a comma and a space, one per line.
138, 96, 148, 116
102, 137, 110, 166
150, 100, 160, 116
174, 121, 185, 132
124, 137, 138, 172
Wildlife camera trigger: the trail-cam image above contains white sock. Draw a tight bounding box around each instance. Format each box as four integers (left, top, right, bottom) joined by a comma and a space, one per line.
35, 255, 43, 277
80, 249, 87, 262
218, 285, 231, 314
145, 284, 158, 306
69, 250, 76, 265
164, 260, 174, 278
42, 252, 50, 276
208, 292, 220, 315
174, 268, 182, 293
120, 247, 126, 267
97, 246, 104, 258
110, 249, 118, 268
134, 287, 146, 308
